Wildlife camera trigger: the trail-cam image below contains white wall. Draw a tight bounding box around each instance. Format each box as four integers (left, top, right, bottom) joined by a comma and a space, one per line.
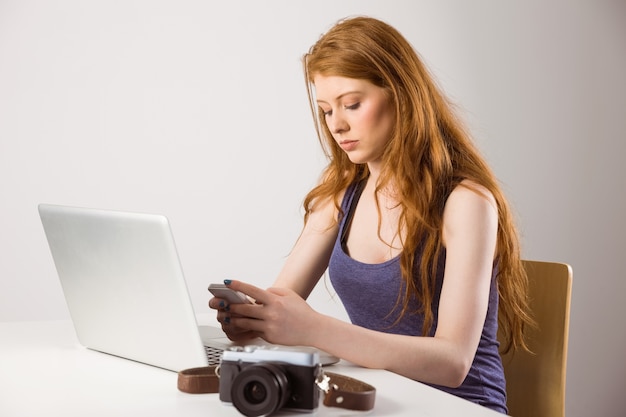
1, 1, 624, 416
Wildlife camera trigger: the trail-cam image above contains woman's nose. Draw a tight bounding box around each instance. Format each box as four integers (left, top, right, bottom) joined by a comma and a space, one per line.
329, 114, 349, 134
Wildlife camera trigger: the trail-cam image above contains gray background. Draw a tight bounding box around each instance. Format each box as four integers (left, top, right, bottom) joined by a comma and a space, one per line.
1, 1, 624, 416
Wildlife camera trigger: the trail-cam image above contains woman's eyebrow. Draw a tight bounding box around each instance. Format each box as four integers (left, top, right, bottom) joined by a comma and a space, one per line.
316, 90, 362, 105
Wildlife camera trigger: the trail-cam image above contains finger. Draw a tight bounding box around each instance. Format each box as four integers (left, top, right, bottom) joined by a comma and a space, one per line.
208, 297, 228, 310
219, 312, 265, 341
222, 325, 257, 342
229, 316, 266, 334
224, 280, 271, 305
218, 314, 247, 333
226, 330, 262, 343
216, 310, 231, 323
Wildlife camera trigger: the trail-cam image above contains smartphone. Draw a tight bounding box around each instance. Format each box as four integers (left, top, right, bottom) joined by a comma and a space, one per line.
208, 283, 254, 304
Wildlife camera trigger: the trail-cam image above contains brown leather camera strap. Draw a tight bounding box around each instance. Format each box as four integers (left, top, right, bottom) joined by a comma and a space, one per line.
177, 366, 376, 411
177, 366, 220, 394
321, 371, 376, 411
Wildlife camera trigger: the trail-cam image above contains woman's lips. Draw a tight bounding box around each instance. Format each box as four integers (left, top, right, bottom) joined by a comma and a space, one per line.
339, 140, 358, 151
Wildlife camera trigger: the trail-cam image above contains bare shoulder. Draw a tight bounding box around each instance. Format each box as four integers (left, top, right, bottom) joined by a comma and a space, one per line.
303, 189, 346, 234
446, 180, 497, 212
442, 180, 498, 244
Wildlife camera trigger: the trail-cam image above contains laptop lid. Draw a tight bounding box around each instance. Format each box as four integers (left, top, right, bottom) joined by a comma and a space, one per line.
38, 204, 210, 372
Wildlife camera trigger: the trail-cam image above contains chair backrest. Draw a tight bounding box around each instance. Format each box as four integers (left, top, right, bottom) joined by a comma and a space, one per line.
498, 260, 573, 417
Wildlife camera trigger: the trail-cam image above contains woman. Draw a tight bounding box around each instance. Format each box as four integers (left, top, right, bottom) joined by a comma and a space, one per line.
209, 16, 532, 413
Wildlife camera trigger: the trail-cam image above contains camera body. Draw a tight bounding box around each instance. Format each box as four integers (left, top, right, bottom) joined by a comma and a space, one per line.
219, 345, 321, 416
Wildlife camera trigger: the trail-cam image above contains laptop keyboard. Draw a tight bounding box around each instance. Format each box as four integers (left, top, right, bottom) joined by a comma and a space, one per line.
204, 345, 224, 366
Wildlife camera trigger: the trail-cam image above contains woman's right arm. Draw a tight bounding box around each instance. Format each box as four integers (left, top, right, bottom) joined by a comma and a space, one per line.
208, 193, 341, 340
272, 194, 341, 299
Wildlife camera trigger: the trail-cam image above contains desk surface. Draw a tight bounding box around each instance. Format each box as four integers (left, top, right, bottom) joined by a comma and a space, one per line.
0, 319, 503, 417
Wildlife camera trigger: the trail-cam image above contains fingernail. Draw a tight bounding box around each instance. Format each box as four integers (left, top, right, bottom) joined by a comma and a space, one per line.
219, 300, 225, 308
224, 304, 230, 312
224, 279, 232, 285
224, 316, 231, 324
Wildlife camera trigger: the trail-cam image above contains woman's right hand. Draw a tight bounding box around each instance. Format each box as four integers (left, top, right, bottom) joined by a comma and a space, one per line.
208, 296, 259, 342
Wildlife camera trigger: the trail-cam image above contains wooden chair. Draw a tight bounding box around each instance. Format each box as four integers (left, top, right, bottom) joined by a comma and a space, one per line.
498, 260, 573, 417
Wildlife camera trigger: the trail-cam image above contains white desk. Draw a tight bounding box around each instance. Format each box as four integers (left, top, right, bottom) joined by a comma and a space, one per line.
0, 320, 503, 417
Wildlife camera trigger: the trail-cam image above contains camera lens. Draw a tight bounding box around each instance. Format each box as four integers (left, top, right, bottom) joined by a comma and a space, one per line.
231, 363, 291, 417
243, 381, 267, 404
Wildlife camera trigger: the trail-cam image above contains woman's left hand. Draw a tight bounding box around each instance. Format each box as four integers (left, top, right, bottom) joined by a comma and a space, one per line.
222, 280, 320, 347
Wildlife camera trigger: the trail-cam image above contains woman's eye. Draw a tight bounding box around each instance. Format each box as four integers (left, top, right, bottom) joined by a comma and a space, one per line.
320, 108, 332, 117
345, 102, 360, 111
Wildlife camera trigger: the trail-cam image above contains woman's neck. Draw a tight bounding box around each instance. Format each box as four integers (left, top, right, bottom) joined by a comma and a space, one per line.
366, 161, 382, 182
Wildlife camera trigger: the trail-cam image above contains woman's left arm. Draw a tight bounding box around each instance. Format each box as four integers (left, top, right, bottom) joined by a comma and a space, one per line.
424, 181, 499, 384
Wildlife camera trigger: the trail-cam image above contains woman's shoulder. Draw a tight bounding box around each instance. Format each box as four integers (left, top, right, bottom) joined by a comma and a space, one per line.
443, 180, 498, 228
447, 179, 496, 207
306, 187, 346, 227
441, 180, 498, 249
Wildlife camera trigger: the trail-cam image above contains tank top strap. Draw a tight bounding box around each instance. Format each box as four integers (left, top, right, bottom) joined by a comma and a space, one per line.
339, 179, 367, 248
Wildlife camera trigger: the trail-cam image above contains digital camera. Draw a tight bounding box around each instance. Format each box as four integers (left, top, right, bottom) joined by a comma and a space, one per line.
218, 345, 322, 416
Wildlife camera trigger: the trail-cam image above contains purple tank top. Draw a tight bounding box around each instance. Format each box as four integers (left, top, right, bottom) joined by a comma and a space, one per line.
328, 180, 507, 413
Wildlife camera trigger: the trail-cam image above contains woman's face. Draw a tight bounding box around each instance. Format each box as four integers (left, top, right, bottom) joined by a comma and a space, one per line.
314, 75, 395, 170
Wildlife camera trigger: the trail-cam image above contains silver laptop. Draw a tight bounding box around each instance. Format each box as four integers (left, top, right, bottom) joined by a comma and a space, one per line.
38, 204, 338, 372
